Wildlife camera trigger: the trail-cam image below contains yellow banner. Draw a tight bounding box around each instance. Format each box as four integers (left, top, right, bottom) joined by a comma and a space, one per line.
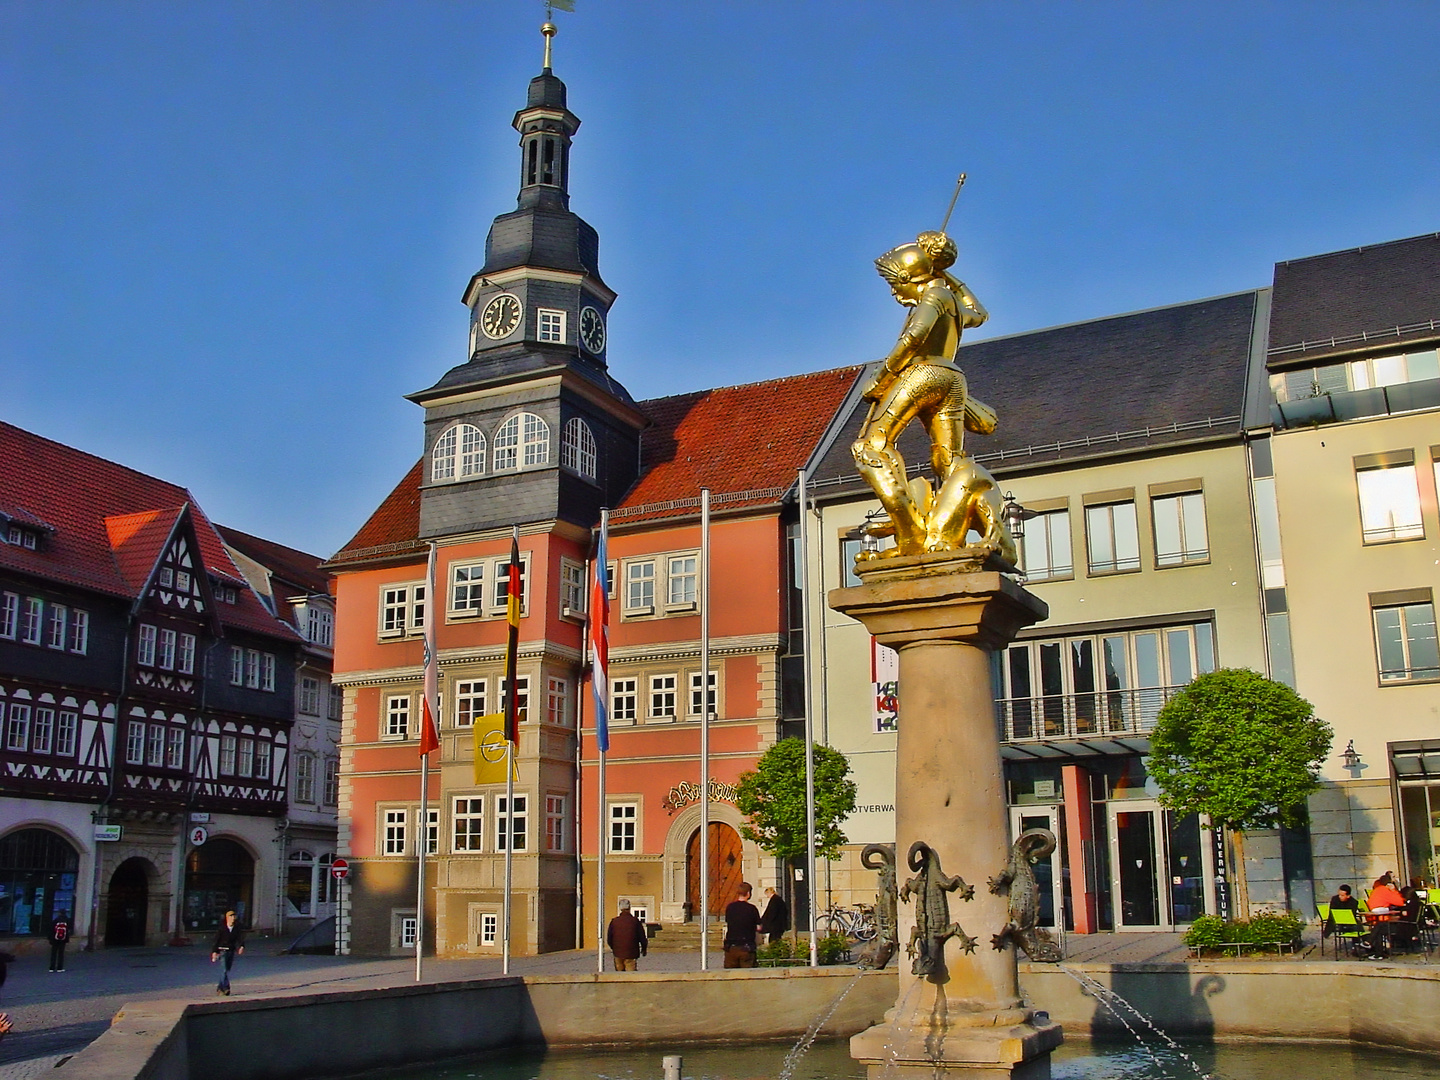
473, 711, 520, 785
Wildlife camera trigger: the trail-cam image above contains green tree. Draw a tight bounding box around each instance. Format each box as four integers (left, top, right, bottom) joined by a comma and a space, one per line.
1148, 669, 1331, 915
735, 738, 857, 861
1148, 668, 1331, 831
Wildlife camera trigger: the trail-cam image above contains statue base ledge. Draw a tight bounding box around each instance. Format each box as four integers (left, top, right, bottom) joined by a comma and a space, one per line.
851, 1018, 1062, 1079
854, 546, 1010, 583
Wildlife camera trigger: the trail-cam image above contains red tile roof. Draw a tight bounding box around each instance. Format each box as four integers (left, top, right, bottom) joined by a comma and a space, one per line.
0, 421, 300, 643
615, 366, 862, 523
327, 366, 862, 561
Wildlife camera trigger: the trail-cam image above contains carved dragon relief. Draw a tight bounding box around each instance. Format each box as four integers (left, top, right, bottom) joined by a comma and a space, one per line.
857, 843, 899, 969
899, 840, 976, 977
988, 828, 1063, 962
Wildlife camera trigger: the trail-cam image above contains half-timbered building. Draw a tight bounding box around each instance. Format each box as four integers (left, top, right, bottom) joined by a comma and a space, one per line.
0, 422, 304, 947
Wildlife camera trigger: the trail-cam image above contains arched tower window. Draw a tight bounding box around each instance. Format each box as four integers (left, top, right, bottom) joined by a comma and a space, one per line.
431, 428, 457, 482
494, 413, 551, 472
561, 418, 597, 480
458, 425, 486, 477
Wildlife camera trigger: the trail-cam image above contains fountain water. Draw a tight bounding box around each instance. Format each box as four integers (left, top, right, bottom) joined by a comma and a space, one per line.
1058, 966, 1212, 1080
777, 967, 872, 1080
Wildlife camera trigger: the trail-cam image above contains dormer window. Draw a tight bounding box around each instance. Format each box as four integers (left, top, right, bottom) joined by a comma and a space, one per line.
5, 525, 38, 550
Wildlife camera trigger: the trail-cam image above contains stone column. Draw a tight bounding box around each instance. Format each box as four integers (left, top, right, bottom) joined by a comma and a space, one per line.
831, 556, 1060, 1079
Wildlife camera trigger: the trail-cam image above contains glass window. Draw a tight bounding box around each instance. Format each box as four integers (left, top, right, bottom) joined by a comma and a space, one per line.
299, 677, 320, 715
546, 677, 569, 726
230, 646, 245, 685
178, 633, 195, 674
561, 418, 597, 479
7, 704, 32, 752
164, 726, 185, 769
492, 557, 528, 613
560, 560, 585, 615
668, 555, 698, 606
649, 674, 677, 718
381, 586, 410, 634
295, 753, 316, 802
480, 911, 498, 946
219, 733, 237, 774
493, 415, 520, 471
147, 724, 165, 767
455, 680, 486, 728
55, 711, 78, 757
323, 757, 339, 805
261, 654, 275, 692
451, 564, 485, 612
458, 424, 485, 477
609, 803, 637, 853
329, 684, 344, 721
497, 676, 530, 720
420, 808, 439, 855
1020, 509, 1073, 581
1, 593, 17, 639
45, 605, 66, 650
1085, 501, 1140, 574
522, 413, 550, 467
245, 649, 260, 689
254, 738, 271, 781
306, 607, 334, 647
137, 624, 157, 667
383, 809, 408, 856
68, 609, 89, 654
496, 795, 528, 852
385, 695, 411, 740
453, 796, 485, 852
21, 598, 42, 645
1374, 602, 1440, 683
546, 794, 568, 851
237, 737, 254, 777
400, 917, 418, 948
31, 708, 53, 754
125, 719, 145, 764
156, 629, 176, 670
537, 308, 565, 344
431, 426, 457, 481
689, 670, 717, 717
1356, 463, 1424, 542
626, 561, 655, 612
1152, 492, 1209, 566
611, 678, 637, 722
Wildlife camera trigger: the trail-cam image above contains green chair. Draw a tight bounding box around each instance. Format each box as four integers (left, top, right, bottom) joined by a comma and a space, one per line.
1316, 903, 1331, 957
1328, 907, 1364, 958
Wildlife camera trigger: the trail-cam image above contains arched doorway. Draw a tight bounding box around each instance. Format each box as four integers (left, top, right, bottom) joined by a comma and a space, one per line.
0, 828, 80, 937
184, 838, 254, 932
105, 858, 150, 946
686, 822, 742, 920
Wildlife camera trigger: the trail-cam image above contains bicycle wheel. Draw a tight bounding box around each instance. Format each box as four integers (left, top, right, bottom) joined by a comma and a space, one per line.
853, 919, 878, 942
815, 913, 842, 936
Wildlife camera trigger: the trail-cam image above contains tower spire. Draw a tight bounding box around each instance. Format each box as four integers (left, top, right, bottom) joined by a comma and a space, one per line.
541, 19, 556, 72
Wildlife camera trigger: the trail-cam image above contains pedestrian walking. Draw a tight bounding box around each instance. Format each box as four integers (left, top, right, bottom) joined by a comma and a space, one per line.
723, 882, 761, 968
210, 910, 245, 995
759, 887, 790, 945
48, 912, 70, 972
606, 898, 648, 972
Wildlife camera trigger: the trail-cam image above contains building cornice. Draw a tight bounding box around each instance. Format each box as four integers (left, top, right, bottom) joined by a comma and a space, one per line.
608, 633, 784, 665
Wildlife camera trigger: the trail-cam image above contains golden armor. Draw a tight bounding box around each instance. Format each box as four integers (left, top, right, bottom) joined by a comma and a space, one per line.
852, 231, 1017, 564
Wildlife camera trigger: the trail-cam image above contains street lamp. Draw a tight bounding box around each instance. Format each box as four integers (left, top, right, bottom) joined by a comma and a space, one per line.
1341, 740, 1363, 770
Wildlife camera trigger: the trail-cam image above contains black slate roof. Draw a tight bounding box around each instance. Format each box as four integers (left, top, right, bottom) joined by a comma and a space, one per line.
1268, 233, 1440, 368
810, 291, 1258, 494
409, 341, 637, 406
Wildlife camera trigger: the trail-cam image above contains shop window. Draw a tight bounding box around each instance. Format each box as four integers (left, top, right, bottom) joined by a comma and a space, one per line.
0, 828, 80, 936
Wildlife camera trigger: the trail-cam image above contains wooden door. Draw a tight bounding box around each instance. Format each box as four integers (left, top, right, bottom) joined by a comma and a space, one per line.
686, 823, 742, 918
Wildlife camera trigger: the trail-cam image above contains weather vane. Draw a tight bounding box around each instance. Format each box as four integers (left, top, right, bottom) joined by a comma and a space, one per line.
542, 0, 574, 69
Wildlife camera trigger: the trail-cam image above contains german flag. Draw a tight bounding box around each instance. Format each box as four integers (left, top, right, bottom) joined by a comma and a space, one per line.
503, 530, 522, 745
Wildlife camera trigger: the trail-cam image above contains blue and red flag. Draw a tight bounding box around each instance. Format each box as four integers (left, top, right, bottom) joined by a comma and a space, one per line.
502, 532, 523, 745
590, 514, 610, 752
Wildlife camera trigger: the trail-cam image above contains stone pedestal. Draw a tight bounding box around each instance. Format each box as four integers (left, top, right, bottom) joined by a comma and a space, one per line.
830, 555, 1059, 1079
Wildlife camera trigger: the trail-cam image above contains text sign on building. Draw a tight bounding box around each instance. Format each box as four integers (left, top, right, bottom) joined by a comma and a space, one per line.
331, 858, 349, 881
873, 638, 899, 733
189, 812, 211, 824
189, 825, 209, 847
662, 779, 738, 814
94, 825, 123, 842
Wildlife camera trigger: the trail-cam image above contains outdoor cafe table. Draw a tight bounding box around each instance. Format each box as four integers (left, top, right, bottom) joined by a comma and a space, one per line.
1358, 910, 1402, 956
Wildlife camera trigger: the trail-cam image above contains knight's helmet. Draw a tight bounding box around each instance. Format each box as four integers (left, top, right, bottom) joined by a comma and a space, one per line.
875, 231, 957, 285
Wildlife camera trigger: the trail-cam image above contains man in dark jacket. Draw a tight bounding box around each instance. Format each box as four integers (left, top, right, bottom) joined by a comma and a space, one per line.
606, 899, 647, 972
48, 912, 70, 972
723, 882, 761, 968
759, 887, 790, 945
210, 911, 245, 995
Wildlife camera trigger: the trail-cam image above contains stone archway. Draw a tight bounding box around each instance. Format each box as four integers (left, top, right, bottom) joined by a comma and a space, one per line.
659, 800, 750, 923
183, 837, 256, 931
105, 857, 153, 947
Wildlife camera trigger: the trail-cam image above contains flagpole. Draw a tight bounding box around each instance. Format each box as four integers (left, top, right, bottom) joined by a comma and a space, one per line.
417, 751, 428, 982
591, 510, 611, 974
502, 524, 520, 975
699, 487, 711, 971
798, 469, 818, 967
416, 541, 441, 983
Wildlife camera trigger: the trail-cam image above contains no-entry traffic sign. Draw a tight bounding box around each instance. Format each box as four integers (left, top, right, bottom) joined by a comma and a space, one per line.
331, 858, 349, 880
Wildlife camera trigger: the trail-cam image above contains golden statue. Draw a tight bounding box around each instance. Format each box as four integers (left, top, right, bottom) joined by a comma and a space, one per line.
852, 229, 1016, 565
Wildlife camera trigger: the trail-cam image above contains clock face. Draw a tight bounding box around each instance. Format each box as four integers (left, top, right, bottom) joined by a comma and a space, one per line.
579, 305, 606, 354
480, 293, 522, 340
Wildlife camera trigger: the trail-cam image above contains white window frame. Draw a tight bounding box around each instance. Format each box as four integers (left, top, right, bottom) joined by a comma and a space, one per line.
560, 417, 597, 480
55, 711, 78, 757
455, 679, 487, 728
689, 670, 717, 718
137, 624, 157, 667
126, 719, 145, 765
497, 676, 530, 722
31, 707, 53, 754
609, 802, 638, 853
295, 752, 316, 802
625, 560, 655, 614
45, 604, 66, 650
496, 794, 528, 852
323, 757, 339, 804
254, 738, 271, 782
299, 677, 321, 716
379, 582, 425, 637
147, 723, 165, 767
649, 674, 677, 719
237, 737, 254, 778
383, 809, 409, 856
451, 562, 486, 615
219, 733, 237, 774
490, 554, 530, 615
1374, 600, 1440, 684
245, 649, 260, 689
7, 703, 32, 752
480, 911, 499, 946
560, 558, 585, 617
453, 795, 485, 852
1018, 508, 1074, 582
667, 554, 699, 609
261, 653, 276, 692
611, 678, 637, 723
384, 695, 411, 741
1152, 490, 1210, 567
1356, 461, 1425, 544
419, 807, 439, 855
400, 915, 418, 949
230, 646, 244, 685
306, 606, 334, 647
1085, 500, 1141, 575
536, 307, 566, 344
0, 593, 17, 640
545, 793, 568, 852
521, 412, 550, 467
21, 598, 42, 645
163, 726, 183, 770
178, 633, 195, 674
69, 609, 89, 654
157, 628, 177, 670
431, 425, 457, 481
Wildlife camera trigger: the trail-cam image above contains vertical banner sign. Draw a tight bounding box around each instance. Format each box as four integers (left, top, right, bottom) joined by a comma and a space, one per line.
1212, 826, 1230, 920
873, 637, 899, 733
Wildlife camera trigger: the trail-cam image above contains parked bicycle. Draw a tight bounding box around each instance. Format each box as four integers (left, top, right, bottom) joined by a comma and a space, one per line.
815, 903, 877, 942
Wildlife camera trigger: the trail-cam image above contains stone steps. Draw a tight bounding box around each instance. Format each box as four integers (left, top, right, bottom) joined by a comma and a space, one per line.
644, 921, 722, 952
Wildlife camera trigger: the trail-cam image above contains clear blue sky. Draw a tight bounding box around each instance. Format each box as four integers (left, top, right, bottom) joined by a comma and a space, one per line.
4, 2, 1438, 557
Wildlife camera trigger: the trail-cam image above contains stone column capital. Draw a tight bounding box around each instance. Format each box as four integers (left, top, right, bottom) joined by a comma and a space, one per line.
828, 566, 1048, 652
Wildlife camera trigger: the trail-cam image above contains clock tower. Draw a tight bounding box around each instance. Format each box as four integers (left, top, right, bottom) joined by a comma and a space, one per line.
408, 22, 645, 539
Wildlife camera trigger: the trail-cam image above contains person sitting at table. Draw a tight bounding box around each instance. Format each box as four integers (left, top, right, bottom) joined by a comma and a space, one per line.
1326, 884, 1359, 937
1364, 876, 1407, 958
1370, 876, 1406, 912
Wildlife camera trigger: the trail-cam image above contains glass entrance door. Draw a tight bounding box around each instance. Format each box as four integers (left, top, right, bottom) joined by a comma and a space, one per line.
1107, 801, 1209, 930
1009, 806, 1064, 930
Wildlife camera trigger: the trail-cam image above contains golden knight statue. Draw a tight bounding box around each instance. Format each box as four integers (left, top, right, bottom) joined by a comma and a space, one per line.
852, 229, 1016, 565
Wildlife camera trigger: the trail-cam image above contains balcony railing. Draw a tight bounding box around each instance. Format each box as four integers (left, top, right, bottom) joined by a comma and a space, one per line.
996, 685, 1188, 743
